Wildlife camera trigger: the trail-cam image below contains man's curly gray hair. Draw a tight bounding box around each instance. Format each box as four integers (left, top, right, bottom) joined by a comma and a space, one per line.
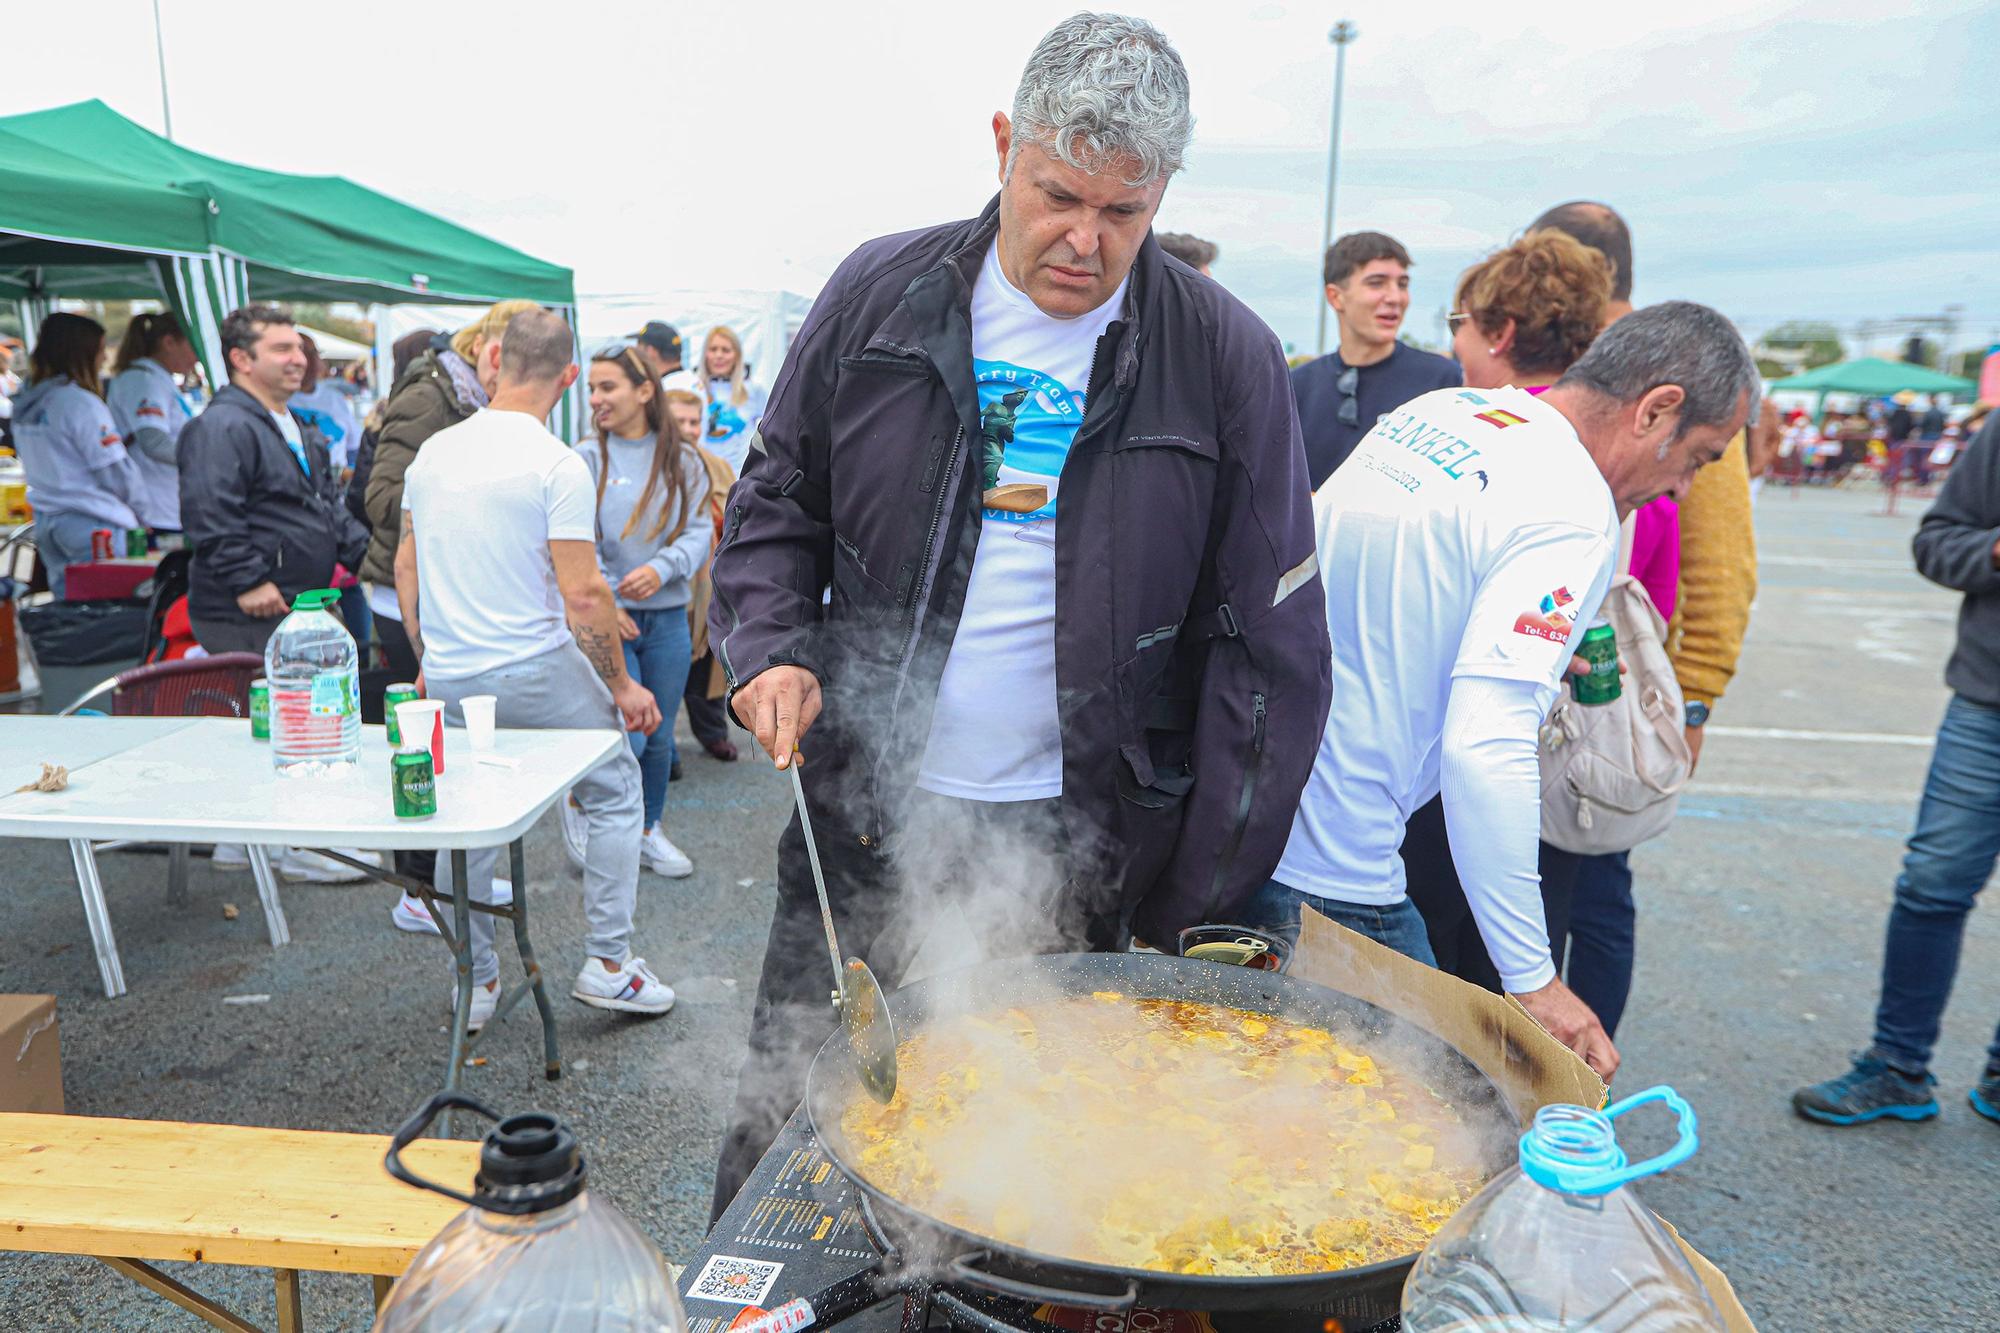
1008, 13, 1194, 187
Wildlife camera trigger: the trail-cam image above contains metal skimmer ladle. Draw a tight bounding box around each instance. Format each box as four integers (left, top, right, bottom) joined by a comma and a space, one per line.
789, 759, 899, 1103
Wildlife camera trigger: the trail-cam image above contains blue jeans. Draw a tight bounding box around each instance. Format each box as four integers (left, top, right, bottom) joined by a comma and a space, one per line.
1563, 850, 1635, 1039
1240, 878, 1439, 968
620, 605, 693, 829
35, 509, 104, 601
1871, 695, 2000, 1074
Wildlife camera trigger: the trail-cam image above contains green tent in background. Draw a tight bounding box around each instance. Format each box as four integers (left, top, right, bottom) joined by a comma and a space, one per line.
1768, 356, 1976, 399
0, 100, 580, 434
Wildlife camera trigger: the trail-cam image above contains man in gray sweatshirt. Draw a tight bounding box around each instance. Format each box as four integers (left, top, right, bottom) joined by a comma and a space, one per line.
1795, 411, 2000, 1129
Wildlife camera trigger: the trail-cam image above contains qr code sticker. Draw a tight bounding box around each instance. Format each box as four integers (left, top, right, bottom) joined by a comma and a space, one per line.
689, 1254, 783, 1306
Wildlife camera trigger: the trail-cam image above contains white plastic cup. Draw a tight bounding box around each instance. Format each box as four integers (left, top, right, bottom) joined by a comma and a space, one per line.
460, 695, 498, 752
394, 699, 446, 773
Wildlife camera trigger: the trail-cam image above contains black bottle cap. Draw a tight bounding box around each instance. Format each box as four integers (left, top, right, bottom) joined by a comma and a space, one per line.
472, 1112, 587, 1215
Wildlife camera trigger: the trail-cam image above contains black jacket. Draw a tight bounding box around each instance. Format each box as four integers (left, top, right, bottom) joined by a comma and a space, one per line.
1913, 412, 2000, 706
177, 383, 370, 626
710, 199, 1331, 943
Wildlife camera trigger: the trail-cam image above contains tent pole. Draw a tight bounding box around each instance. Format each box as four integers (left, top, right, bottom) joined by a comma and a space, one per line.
151, 0, 175, 141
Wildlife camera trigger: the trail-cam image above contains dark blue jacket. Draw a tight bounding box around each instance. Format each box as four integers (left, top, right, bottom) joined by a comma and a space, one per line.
178, 383, 369, 626
710, 200, 1331, 943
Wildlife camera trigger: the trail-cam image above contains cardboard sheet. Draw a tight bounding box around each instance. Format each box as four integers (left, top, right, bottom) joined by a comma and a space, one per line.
1293, 907, 1755, 1331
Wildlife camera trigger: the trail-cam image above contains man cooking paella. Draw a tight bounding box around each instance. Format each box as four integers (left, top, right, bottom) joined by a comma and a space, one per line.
706, 12, 1332, 1214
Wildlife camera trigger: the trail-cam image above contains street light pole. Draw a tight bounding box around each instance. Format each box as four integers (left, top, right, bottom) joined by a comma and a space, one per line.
1314, 19, 1359, 358
152, 0, 175, 141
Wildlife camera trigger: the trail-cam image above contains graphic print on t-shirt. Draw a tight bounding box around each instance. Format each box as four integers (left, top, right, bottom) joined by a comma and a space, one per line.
975, 358, 1085, 523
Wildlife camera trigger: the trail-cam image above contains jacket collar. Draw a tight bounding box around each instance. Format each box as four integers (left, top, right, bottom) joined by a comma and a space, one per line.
900, 193, 1159, 435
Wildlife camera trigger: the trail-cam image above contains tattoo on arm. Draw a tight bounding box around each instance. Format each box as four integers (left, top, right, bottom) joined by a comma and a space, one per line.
572, 620, 622, 684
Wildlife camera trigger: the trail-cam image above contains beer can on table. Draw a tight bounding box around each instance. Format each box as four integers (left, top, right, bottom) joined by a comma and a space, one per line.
91, 528, 115, 560
249, 678, 271, 740
126, 527, 149, 558
1571, 618, 1621, 705
384, 683, 419, 748
392, 748, 437, 819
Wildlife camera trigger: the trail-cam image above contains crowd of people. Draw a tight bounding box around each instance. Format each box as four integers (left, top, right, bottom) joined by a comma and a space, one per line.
6, 10, 1994, 1222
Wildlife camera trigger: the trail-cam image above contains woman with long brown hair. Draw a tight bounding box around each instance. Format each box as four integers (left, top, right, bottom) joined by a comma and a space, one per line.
567, 345, 712, 878
13, 312, 141, 598
107, 310, 201, 530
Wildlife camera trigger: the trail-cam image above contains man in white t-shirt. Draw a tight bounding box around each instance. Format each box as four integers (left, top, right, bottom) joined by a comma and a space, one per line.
396, 309, 674, 1030
1245, 302, 1759, 1079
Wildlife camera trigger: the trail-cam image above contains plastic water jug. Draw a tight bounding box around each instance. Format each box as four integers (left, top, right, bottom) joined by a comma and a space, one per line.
264, 588, 360, 775
1401, 1086, 1725, 1331
374, 1093, 688, 1332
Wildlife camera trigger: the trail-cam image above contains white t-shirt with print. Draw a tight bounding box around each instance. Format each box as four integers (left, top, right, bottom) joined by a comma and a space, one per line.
13, 377, 138, 528
400, 408, 598, 682
917, 239, 1128, 801
106, 357, 193, 529
1274, 385, 1620, 906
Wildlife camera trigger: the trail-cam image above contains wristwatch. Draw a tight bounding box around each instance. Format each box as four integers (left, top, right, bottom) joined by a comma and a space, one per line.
1684, 700, 1711, 728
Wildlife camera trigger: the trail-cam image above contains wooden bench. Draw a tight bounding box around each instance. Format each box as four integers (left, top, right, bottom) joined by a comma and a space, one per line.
0, 1112, 480, 1332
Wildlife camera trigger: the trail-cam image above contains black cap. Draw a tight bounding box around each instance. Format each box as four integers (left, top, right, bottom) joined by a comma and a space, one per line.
632, 321, 683, 361
470, 1112, 586, 1215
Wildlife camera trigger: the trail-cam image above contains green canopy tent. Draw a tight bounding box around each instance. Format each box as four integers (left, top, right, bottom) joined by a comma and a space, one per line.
1769, 356, 1977, 421
0, 99, 581, 434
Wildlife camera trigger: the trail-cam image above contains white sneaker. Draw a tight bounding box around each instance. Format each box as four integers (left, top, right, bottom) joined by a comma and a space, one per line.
278, 847, 383, 883
447, 981, 500, 1033
560, 795, 587, 871
210, 843, 249, 870
571, 957, 676, 1016
392, 880, 515, 936
640, 827, 693, 878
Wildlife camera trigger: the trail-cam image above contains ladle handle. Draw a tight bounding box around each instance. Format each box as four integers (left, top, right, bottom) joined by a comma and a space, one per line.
946, 1253, 1140, 1312
788, 759, 846, 999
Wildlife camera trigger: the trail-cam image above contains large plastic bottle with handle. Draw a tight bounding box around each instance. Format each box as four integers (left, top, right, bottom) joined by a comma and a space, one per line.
373, 1093, 688, 1332
1401, 1086, 1726, 1332
264, 588, 360, 775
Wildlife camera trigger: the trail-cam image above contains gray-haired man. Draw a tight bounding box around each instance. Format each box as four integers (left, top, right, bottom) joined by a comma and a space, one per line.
708, 12, 1329, 1212
1245, 302, 1759, 1081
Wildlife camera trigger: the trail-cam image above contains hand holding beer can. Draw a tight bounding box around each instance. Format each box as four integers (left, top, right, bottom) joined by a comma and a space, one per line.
1571, 618, 1622, 705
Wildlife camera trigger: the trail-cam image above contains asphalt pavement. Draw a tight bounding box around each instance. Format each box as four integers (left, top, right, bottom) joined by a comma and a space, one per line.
2, 481, 1995, 1331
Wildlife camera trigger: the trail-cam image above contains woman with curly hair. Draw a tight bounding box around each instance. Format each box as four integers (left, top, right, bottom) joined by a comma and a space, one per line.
1409, 228, 1681, 1039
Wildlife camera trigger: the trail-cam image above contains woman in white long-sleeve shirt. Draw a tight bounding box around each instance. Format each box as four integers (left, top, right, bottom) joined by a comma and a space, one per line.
106, 311, 201, 531
14, 313, 141, 598
569, 346, 712, 879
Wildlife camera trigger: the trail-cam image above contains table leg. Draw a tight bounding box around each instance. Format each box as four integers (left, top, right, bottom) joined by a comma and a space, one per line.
509, 837, 562, 1082
97, 1256, 260, 1332
441, 848, 474, 1137
372, 1274, 395, 1311
274, 1267, 302, 1333
246, 845, 292, 947
167, 842, 190, 907
68, 839, 126, 999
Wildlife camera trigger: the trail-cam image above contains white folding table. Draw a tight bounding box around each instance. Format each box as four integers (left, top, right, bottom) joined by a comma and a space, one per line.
0, 715, 621, 1100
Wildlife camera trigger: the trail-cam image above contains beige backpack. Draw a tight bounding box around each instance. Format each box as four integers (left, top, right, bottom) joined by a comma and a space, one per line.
1537, 519, 1692, 854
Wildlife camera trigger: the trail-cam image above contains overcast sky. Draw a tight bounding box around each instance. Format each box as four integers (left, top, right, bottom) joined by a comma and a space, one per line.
8, 0, 1997, 359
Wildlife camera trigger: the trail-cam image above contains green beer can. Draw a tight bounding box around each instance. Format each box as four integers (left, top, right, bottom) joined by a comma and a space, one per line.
384, 683, 419, 748
392, 748, 437, 819
127, 528, 149, 558
1572, 618, 1621, 705
249, 678, 271, 740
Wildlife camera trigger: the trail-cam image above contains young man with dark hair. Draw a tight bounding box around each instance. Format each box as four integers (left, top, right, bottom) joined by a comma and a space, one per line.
1291, 230, 1461, 488
178, 304, 370, 657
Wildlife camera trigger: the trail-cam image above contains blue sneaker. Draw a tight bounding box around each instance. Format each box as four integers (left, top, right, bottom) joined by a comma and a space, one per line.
1972, 1067, 2000, 1125
1793, 1053, 1939, 1126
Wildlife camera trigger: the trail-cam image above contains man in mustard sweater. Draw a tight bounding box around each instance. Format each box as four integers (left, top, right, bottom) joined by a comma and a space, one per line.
1527, 203, 1757, 1037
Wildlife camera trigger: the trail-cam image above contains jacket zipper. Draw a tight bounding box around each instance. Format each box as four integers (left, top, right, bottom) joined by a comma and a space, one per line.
894, 424, 964, 676
711, 501, 749, 688
1206, 692, 1266, 915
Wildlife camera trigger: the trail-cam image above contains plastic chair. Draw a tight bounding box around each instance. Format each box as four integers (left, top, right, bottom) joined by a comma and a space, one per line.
57, 653, 276, 998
